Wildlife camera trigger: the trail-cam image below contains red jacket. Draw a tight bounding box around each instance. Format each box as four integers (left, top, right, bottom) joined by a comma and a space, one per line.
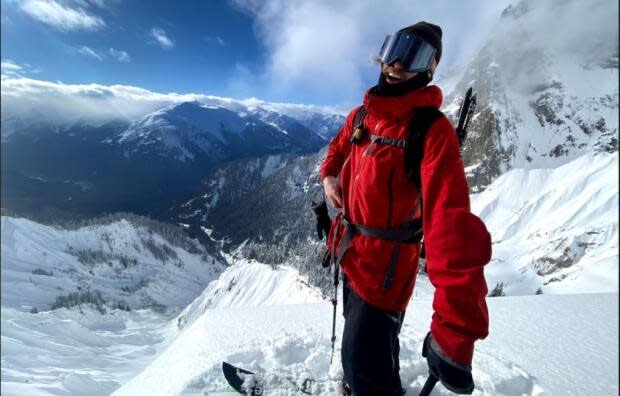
320, 85, 491, 365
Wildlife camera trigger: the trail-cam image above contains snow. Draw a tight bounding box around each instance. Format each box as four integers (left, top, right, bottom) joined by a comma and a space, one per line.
472, 151, 619, 295
0, 216, 223, 312
0, 216, 225, 395
120, 102, 247, 144
113, 291, 619, 396
1, 306, 174, 396
261, 155, 286, 178
175, 259, 324, 330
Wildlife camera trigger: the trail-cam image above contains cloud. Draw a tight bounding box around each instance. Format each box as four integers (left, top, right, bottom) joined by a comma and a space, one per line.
0, 76, 342, 128
71, 0, 120, 9
230, 0, 511, 105
1, 60, 23, 76
226, 63, 254, 98
1, 60, 41, 77
77, 45, 104, 61
204, 35, 226, 47
108, 48, 131, 62
150, 27, 174, 49
74, 46, 131, 62
20, 0, 105, 31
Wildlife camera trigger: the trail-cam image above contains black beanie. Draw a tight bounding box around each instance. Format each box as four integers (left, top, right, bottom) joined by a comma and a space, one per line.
399, 21, 442, 64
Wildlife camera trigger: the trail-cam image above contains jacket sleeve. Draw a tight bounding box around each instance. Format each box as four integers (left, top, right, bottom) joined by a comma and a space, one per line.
319, 107, 359, 181
420, 115, 492, 366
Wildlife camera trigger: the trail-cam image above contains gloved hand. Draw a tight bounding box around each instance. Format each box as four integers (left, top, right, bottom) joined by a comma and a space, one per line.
422, 332, 474, 394
311, 200, 332, 240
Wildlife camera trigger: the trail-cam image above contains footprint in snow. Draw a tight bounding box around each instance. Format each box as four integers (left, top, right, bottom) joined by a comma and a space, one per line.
399, 328, 544, 395
182, 328, 543, 395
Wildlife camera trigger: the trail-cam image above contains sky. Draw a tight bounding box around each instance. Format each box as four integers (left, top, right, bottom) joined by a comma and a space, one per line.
1, 0, 512, 108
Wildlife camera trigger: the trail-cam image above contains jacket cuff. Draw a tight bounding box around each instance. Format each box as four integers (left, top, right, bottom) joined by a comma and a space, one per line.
431, 322, 475, 366
319, 170, 336, 183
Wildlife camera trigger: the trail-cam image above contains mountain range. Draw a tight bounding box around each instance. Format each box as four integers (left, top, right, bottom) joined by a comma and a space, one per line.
1, 99, 343, 220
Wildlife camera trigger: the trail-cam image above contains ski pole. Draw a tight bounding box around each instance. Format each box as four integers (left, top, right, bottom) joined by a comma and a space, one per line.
329, 258, 339, 364
419, 373, 439, 396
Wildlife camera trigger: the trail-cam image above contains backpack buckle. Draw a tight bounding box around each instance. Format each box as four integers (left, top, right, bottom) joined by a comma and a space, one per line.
351, 126, 366, 143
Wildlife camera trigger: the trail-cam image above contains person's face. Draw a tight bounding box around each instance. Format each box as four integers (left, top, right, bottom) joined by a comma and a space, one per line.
381, 58, 437, 84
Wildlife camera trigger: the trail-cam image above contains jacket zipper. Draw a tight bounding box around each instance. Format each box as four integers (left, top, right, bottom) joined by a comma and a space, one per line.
386, 167, 395, 228
351, 142, 372, 210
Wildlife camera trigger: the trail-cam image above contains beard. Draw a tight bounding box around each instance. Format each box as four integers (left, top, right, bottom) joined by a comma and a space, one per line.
373, 69, 433, 97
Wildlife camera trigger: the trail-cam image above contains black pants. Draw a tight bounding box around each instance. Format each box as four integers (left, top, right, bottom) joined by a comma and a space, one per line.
341, 276, 406, 396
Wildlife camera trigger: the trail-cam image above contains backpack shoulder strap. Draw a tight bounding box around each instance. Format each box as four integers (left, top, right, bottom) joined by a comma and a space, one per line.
350, 106, 368, 142
404, 107, 445, 190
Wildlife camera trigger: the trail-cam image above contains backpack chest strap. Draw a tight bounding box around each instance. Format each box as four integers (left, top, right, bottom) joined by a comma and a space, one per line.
369, 134, 406, 149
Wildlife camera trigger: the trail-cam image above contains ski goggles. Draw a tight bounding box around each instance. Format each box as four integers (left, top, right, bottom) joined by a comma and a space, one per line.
377, 32, 437, 73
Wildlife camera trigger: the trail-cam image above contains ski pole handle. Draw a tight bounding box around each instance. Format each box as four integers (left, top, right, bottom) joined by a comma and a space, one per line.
419, 373, 439, 396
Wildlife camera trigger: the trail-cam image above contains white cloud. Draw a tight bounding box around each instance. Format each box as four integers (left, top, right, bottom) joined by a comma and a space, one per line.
108, 48, 131, 63
1, 60, 23, 76
74, 46, 131, 62
150, 27, 174, 49
77, 45, 104, 61
1, 60, 41, 77
204, 35, 226, 47
71, 0, 120, 9
20, 0, 105, 31
231, 0, 511, 105
0, 76, 342, 128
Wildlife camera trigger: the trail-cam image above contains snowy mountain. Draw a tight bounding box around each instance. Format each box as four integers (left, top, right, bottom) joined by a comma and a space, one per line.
473, 151, 618, 295
1, 101, 339, 221
112, 101, 326, 162
0, 214, 227, 395
168, 149, 331, 293
284, 111, 345, 141
1, 214, 225, 315
442, 0, 618, 191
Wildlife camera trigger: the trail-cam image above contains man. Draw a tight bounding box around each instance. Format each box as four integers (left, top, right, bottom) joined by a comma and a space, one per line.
320, 22, 492, 395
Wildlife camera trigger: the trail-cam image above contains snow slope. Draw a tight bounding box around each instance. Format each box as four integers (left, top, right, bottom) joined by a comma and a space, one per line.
174, 258, 325, 332
0, 215, 225, 396
1, 306, 176, 396
0, 216, 224, 312
473, 151, 619, 295
113, 291, 619, 396
0, 217, 328, 396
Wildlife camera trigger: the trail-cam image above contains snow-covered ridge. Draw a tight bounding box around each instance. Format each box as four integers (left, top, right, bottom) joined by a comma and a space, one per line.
443, 0, 618, 190
0, 215, 224, 314
176, 259, 324, 330
1, 75, 345, 139
118, 101, 248, 145
474, 151, 618, 295
109, 100, 328, 162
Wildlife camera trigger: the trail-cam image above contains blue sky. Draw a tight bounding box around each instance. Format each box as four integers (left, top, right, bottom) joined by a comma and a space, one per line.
1, 0, 510, 107
1, 1, 265, 97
